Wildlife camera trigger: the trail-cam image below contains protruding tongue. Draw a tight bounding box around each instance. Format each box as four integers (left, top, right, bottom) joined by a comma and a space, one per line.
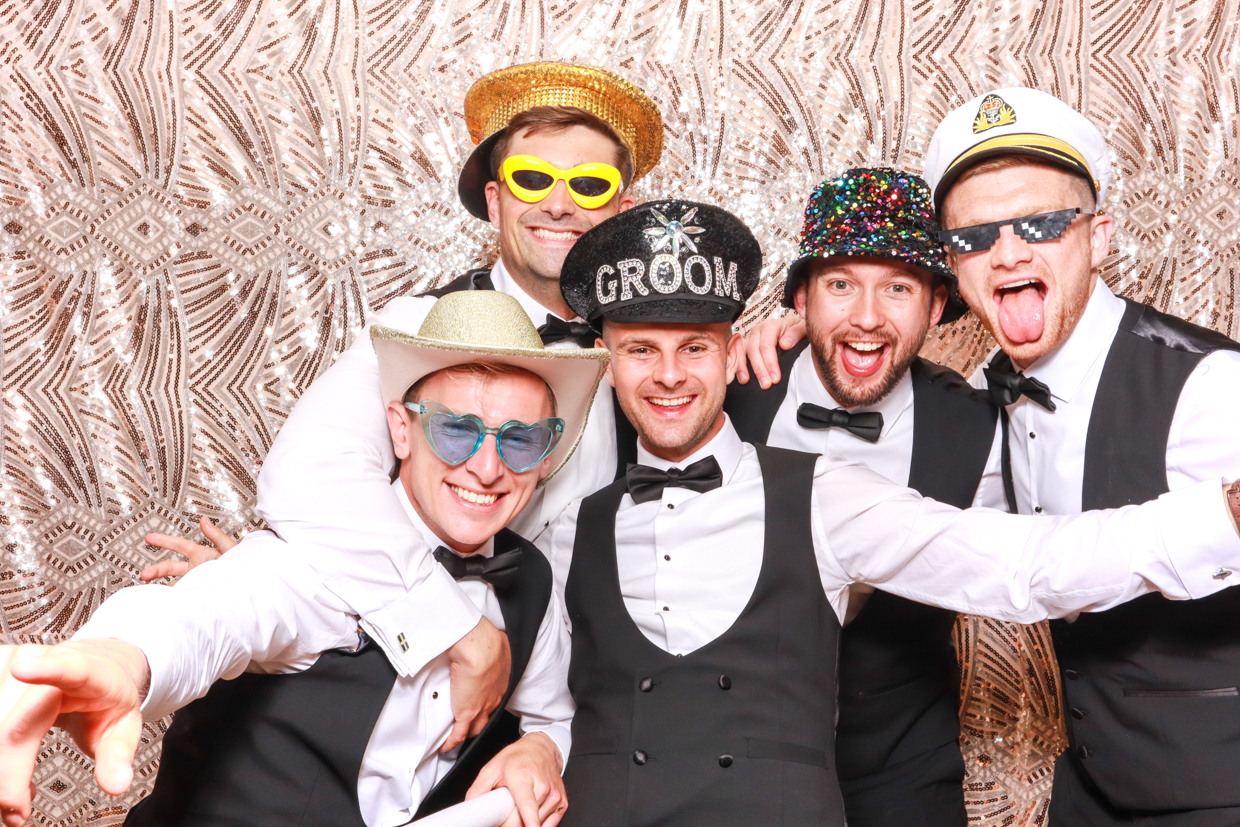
996, 284, 1045, 344
841, 344, 885, 378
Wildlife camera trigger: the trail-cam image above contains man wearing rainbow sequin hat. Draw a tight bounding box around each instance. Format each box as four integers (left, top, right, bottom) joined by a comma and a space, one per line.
726, 168, 997, 827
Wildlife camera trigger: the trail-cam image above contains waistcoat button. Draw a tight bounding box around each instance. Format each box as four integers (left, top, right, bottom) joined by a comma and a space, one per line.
718, 675, 731, 690
639, 678, 654, 692
718, 754, 734, 768
1071, 707, 1085, 720
1063, 669, 1080, 680
1076, 745, 1091, 760
633, 750, 648, 766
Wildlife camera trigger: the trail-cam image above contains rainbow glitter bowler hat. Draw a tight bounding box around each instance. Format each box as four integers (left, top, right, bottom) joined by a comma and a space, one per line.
457, 62, 664, 220
782, 167, 968, 324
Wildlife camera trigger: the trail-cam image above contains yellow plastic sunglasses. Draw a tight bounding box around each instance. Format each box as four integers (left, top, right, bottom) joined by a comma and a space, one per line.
499, 155, 623, 210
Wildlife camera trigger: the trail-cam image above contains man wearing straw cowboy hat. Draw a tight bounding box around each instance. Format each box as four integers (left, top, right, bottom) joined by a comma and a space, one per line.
543, 198, 1240, 827
723, 167, 997, 827
0, 291, 607, 827
138, 59, 663, 762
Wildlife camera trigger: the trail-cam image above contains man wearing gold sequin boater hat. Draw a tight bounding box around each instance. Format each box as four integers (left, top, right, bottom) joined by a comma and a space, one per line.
146, 62, 664, 572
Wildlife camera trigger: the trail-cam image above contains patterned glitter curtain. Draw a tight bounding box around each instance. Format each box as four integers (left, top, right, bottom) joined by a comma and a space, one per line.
1, 0, 1238, 823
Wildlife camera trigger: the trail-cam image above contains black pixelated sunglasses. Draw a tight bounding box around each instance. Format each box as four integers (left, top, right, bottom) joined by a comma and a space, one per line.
937, 208, 1091, 253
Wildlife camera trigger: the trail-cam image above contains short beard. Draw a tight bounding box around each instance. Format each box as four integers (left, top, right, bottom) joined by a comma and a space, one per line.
810, 326, 924, 408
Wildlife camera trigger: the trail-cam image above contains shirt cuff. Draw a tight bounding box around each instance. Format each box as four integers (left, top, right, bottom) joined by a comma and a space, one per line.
72, 586, 185, 720
520, 722, 572, 775
1159, 479, 1240, 599
359, 563, 483, 677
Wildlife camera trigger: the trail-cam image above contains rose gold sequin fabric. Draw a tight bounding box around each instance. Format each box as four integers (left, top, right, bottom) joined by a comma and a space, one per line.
2, 0, 1238, 824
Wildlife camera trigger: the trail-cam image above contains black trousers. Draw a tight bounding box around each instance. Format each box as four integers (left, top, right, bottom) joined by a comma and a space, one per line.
1049, 752, 1240, 827
839, 739, 967, 827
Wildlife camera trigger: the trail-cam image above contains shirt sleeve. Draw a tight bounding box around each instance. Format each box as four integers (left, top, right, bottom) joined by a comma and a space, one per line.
1166, 349, 1240, 489
73, 532, 360, 719
508, 588, 574, 772
254, 295, 481, 672
811, 456, 1240, 623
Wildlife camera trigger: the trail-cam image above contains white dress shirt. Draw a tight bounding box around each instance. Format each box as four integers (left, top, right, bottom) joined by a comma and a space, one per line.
237, 257, 614, 677
542, 417, 1240, 655
970, 280, 1240, 516
764, 347, 1002, 619
77, 480, 573, 827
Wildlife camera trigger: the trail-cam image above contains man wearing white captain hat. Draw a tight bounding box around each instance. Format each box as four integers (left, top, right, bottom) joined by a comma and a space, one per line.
925, 87, 1240, 826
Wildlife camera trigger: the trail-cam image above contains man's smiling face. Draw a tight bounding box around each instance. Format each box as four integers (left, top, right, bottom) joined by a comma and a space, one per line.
387, 367, 554, 554
603, 321, 743, 463
485, 125, 636, 295
794, 256, 947, 407
940, 161, 1112, 368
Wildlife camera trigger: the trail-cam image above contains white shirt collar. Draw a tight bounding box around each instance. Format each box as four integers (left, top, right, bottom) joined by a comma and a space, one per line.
1021, 278, 1126, 404
635, 415, 745, 484
489, 258, 584, 325
391, 479, 495, 559
793, 348, 914, 439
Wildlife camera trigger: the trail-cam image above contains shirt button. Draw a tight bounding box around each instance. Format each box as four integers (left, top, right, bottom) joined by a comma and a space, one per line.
1034, 506, 1043, 513
664, 555, 671, 561
1071, 707, 1086, 720
1064, 669, 1080, 681
432, 692, 438, 699
639, 678, 654, 692
718, 675, 732, 690
1029, 431, 1037, 439
663, 606, 670, 612
667, 503, 674, 510
718, 754, 734, 768
633, 750, 648, 766
1076, 745, 1092, 760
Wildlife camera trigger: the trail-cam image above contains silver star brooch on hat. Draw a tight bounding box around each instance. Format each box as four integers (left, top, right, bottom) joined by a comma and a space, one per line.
645, 207, 705, 256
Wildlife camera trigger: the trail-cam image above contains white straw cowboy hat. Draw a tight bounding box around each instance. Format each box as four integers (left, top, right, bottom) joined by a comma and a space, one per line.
371, 290, 609, 484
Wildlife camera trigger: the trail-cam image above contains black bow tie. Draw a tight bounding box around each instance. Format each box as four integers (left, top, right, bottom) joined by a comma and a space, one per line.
433, 546, 523, 590
625, 456, 724, 504
796, 403, 884, 443
983, 360, 1057, 411
537, 315, 597, 349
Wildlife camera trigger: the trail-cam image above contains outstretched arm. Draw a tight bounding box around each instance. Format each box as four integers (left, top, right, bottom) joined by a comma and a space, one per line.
0, 640, 149, 827
812, 457, 1240, 622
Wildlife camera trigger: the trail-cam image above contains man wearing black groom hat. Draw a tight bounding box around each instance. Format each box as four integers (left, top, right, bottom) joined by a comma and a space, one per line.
542, 200, 1240, 827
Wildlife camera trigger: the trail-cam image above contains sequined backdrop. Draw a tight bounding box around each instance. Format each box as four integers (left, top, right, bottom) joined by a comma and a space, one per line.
2, 0, 1238, 822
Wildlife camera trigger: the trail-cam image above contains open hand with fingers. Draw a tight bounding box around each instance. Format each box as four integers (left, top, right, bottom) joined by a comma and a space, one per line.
0, 640, 150, 827
140, 516, 239, 582
466, 732, 566, 827
735, 314, 806, 387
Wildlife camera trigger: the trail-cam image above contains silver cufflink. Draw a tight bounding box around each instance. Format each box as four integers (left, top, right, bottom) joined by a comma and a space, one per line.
398, 632, 409, 652
1214, 569, 1232, 581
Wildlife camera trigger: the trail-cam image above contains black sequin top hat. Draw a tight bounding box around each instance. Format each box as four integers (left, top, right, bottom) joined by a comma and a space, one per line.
782, 167, 968, 324
560, 201, 762, 328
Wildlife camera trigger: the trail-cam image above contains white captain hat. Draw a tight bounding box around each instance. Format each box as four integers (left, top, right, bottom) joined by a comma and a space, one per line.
923, 87, 1111, 211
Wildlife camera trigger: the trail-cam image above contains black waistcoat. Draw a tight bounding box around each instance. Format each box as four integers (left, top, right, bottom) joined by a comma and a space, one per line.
125, 528, 553, 827
561, 445, 845, 827
1046, 298, 1240, 812
724, 343, 996, 779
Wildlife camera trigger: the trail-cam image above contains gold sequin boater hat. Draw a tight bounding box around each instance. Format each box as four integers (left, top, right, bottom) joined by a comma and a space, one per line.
371, 291, 609, 485
457, 62, 664, 220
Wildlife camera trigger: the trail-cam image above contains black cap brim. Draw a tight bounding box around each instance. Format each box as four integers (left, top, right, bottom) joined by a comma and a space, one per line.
457, 130, 505, 221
